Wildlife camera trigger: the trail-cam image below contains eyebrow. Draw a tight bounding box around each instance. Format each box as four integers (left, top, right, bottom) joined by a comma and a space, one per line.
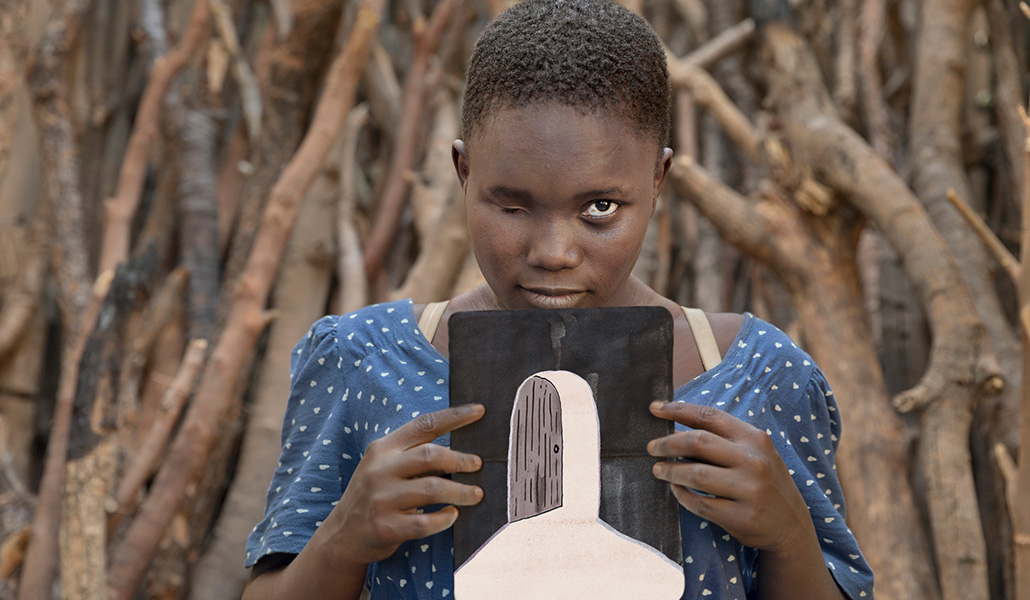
485, 186, 626, 200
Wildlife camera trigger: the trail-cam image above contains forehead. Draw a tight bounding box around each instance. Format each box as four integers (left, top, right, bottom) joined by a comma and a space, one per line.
463, 104, 659, 196
466, 103, 660, 164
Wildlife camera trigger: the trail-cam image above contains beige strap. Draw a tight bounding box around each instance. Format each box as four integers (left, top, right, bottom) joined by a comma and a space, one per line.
682, 307, 721, 371
418, 300, 450, 343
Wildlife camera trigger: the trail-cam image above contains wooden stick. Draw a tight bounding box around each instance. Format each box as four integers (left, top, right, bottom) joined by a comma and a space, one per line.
106, 6, 383, 597
0, 218, 47, 361
210, 0, 261, 141
985, 0, 1026, 206
109, 339, 207, 526
99, 0, 210, 276
666, 54, 762, 161
17, 2, 98, 596
362, 0, 464, 283
115, 268, 189, 447
1013, 38, 1030, 597
945, 188, 1021, 285
857, 0, 894, 159
833, 0, 858, 117
337, 104, 371, 315
680, 18, 755, 70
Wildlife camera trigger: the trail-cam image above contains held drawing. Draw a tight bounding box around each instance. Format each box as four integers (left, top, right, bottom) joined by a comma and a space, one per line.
448, 307, 682, 594
454, 372, 685, 599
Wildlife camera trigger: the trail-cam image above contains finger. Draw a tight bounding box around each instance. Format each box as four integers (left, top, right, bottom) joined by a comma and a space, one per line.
393, 505, 461, 541
646, 429, 738, 466
391, 476, 484, 508
390, 442, 482, 479
650, 401, 752, 441
668, 483, 736, 526
652, 461, 744, 500
390, 404, 485, 450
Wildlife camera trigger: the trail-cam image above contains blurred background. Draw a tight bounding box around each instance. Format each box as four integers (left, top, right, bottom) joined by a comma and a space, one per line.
0, 0, 1027, 598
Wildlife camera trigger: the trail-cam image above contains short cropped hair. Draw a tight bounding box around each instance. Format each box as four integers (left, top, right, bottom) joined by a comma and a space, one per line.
462, 0, 671, 149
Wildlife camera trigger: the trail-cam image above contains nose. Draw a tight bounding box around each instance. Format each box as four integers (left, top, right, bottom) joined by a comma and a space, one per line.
526, 222, 583, 271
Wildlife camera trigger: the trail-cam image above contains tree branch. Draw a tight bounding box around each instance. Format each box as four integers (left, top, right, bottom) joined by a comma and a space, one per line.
666, 48, 761, 161
337, 103, 370, 315
18, 1, 98, 597
945, 187, 1020, 285
362, 0, 464, 282
100, 0, 210, 276
0, 218, 47, 361
109, 338, 207, 526
105, 5, 383, 597
759, 22, 995, 600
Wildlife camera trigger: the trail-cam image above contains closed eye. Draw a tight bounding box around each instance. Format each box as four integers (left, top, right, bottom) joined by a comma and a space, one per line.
584, 200, 619, 218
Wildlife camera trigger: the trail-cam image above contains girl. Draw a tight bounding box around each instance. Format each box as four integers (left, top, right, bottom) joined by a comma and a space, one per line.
242, 1, 874, 598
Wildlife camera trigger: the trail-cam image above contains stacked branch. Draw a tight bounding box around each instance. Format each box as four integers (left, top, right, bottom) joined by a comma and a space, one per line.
106, 4, 383, 597
946, 92, 1030, 600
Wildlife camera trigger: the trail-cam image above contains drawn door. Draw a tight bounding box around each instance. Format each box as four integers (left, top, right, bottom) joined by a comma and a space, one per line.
508, 376, 563, 521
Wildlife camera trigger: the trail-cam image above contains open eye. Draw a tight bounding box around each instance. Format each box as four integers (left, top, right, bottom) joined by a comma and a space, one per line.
584, 200, 618, 218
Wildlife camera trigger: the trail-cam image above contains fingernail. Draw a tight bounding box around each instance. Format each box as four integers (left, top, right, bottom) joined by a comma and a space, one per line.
650, 401, 664, 411
464, 403, 485, 415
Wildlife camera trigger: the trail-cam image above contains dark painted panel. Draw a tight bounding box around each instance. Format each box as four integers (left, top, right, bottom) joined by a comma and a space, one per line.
450, 307, 679, 569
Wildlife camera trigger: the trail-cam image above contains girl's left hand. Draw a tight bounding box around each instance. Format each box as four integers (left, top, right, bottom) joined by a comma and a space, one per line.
646, 400, 815, 555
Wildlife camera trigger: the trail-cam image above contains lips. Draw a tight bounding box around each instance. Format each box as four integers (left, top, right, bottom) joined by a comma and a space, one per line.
518, 286, 588, 309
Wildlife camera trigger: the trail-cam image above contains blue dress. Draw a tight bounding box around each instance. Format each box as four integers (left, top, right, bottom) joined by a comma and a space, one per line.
244, 299, 874, 599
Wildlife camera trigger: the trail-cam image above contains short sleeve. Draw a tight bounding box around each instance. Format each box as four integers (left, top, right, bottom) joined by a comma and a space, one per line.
771, 367, 875, 599
244, 315, 350, 567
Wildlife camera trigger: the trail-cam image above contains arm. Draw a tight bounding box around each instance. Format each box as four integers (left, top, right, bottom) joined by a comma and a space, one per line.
243, 404, 486, 600
648, 401, 844, 600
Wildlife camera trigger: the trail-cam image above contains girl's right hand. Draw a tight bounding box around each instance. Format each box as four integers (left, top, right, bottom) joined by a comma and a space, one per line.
321, 403, 486, 566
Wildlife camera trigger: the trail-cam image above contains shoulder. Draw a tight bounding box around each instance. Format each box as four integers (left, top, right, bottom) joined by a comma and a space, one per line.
703, 311, 746, 358
678, 315, 824, 415
336, 299, 418, 345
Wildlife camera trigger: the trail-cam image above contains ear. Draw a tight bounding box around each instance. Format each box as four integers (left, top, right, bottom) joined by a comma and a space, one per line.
651, 147, 674, 214
452, 140, 470, 191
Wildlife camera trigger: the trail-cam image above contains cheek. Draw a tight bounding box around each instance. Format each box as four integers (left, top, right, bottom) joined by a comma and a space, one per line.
468, 209, 518, 270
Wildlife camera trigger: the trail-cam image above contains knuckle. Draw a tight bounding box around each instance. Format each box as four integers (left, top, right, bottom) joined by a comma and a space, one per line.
416, 444, 439, 468
414, 412, 437, 434
365, 437, 385, 457
692, 496, 713, 520
744, 452, 771, 477
695, 404, 721, 425
422, 477, 441, 497
690, 430, 712, 452
753, 429, 776, 450
412, 514, 434, 539
687, 464, 706, 488
370, 518, 396, 544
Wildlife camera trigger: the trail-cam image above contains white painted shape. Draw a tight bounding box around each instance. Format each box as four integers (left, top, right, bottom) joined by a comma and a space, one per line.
455, 371, 683, 599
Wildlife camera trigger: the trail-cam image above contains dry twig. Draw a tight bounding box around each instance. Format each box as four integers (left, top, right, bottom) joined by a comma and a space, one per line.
945, 188, 1020, 284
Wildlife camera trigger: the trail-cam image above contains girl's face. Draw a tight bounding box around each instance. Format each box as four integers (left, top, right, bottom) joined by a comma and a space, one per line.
454, 103, 672, 310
